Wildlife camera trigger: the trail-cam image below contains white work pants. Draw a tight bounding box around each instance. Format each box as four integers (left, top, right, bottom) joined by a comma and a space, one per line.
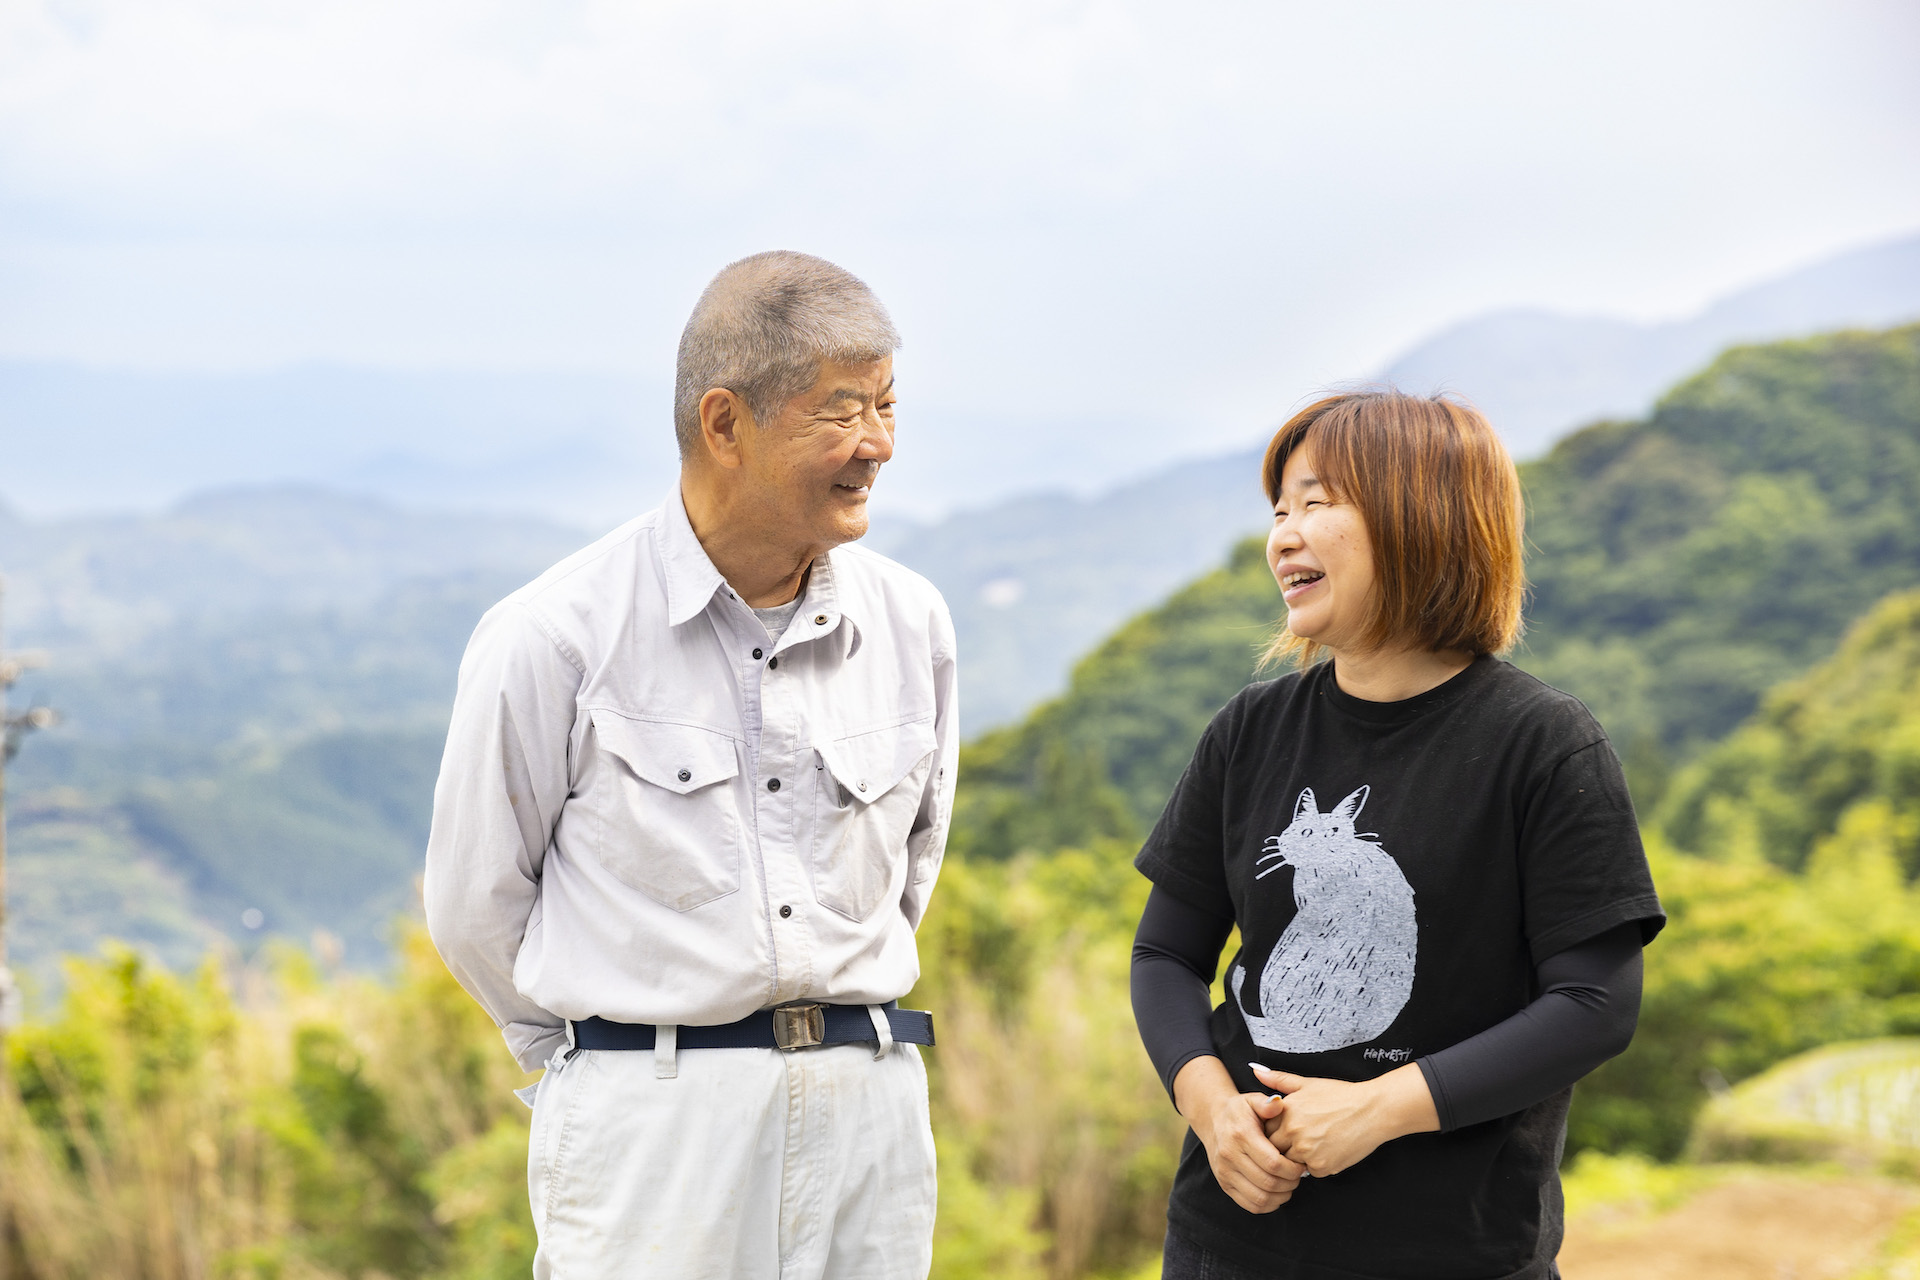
527, 1040, 937, 1279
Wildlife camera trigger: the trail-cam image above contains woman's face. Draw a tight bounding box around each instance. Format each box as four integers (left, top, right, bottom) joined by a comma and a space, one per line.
1267, 444, 1378, 654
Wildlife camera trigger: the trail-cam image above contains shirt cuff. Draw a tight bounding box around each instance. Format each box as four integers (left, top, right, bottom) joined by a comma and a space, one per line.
506, 1019, 568, 1074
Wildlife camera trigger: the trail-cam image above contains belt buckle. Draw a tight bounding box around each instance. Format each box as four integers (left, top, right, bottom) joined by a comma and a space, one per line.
772, 1002, 826, 1051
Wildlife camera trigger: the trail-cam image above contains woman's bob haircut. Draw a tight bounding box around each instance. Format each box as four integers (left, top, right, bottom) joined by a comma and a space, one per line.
1262, 389, 1526, 669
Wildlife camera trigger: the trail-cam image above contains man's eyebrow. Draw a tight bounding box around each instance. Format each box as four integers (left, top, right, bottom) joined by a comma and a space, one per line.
823, 377, 895, 407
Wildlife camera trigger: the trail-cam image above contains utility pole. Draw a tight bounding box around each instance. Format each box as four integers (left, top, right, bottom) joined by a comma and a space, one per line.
0, 580, 51, 1280
0, 578, 55, 1036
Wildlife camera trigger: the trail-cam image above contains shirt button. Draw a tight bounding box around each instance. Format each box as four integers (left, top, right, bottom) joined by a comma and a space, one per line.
857, 780, 868, 793
779, 904, 793, 918
768, 656, 779, 669
677, 768, 691, 783
814, 614, 827, 625
752, 647, 763, 660
767, 778, 781, 792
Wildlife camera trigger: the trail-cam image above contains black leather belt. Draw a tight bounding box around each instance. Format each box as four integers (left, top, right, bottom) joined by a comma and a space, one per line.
571, 1001, 934, 1052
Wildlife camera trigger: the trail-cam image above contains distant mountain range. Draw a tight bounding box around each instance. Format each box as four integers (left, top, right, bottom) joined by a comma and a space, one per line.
3, 233, 1916, 530
877, 232, 1920, 726
1380, 233, 1920, 458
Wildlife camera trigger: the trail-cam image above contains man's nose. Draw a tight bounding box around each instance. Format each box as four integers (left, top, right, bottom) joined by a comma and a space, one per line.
856, 411, 894, 463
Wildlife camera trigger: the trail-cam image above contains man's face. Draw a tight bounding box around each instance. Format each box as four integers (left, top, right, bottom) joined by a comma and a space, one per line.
742, 356, 896, 551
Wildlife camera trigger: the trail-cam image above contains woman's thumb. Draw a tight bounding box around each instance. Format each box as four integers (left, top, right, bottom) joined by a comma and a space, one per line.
1248, 1063, 1307, 1093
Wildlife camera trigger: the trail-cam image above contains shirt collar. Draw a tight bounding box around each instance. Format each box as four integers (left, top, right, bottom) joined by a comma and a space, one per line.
658, 485, 866, 654
793, 548, 863, 657
660, 486, 730, 627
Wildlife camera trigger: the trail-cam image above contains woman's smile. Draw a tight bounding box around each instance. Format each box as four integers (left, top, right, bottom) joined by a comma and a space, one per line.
1278, 566, 1327, 603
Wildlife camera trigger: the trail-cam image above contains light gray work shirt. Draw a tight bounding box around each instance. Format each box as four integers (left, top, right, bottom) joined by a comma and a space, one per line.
423, 489, 959, 1072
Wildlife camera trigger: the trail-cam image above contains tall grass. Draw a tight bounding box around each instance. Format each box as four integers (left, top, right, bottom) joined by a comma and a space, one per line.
915, 842, 1185, 1279
1, 929, 536, 1280
0, 842, 1182, 1280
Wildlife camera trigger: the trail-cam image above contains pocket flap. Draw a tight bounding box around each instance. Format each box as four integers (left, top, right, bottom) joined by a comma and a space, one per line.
816, 719, 937, 806
591, 711, 741, 794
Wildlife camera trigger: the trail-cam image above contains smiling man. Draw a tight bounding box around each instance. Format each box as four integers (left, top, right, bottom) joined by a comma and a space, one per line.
424, 252, 958, 1279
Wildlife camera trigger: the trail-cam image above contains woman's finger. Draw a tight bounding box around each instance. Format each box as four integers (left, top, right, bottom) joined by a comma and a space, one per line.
1248, 1063, 1310, 1093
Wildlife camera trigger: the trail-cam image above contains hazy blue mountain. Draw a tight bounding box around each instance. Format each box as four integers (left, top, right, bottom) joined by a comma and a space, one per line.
3, 233, 1914, 529
0, 362, 676, 529
867, 451, 1270, 730
0, 484, 587, 659
1381, 233, 1920, 458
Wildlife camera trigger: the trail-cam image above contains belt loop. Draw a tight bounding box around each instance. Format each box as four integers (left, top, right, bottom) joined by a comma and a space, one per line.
654, 1024, 678, 1079
864, 1004, 894, 1060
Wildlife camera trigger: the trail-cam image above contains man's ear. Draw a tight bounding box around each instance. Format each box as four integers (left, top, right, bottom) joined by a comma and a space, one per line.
696, 387, 752, 470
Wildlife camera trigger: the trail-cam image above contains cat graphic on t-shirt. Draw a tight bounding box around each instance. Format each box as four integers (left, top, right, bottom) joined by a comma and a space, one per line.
1231, 785, 1417, 1053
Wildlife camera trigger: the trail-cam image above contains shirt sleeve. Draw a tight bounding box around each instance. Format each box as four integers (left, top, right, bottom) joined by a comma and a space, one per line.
423, 600, 584, 1073
900, 597, 959, 930
1417, 922, 1643, 1131
1132, 885, 1236, 1103
1517, 736, 1666, 966
1133, 706, 1237, 919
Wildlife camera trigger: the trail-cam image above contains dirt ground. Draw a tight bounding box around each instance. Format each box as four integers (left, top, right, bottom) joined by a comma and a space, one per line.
1559, 1172, 1920, 1280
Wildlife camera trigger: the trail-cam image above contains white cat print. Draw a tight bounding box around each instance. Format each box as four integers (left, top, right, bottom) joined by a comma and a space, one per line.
1231, 785, 1418, 1053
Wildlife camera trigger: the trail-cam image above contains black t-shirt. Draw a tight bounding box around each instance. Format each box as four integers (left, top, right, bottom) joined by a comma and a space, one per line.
1135, 656, 1664, 1280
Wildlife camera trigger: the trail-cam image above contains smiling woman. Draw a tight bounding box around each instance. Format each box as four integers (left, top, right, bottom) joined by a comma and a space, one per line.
1128, 389, 1664, 1280
1261, 392, 1526, 674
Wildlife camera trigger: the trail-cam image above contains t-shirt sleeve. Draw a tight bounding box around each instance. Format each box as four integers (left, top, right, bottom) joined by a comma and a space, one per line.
1133, 708, 1237, 919
1517, 734, 1666, 966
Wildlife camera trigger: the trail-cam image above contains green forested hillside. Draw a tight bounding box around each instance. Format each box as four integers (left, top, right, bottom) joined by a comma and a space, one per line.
1575, 587, 1920, 1156
1656, 587, 1920, 874
951, 539, 1278, 859
1523, 323, 1920, 775
957, 324, 1920, 858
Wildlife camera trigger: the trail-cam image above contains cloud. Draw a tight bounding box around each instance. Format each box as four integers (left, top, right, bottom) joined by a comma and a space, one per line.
0, 0, 1917, 512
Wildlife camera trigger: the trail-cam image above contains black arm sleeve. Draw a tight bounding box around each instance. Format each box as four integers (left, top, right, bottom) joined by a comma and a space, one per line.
1131, 885, 1235, 1102
1417, 921, 1644, 1132
1131, 890, 1645, 1126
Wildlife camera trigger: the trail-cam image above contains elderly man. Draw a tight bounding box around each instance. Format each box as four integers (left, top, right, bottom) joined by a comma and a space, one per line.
424, 251, 957, 1279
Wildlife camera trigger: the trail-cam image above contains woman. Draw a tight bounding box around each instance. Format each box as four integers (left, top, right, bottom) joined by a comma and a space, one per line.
1130, 391, 1663, 1280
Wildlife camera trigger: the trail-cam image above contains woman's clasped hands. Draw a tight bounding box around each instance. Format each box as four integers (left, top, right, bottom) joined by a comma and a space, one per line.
1172, 1058, 1441, 1213
1250, 1061, 1442, 1181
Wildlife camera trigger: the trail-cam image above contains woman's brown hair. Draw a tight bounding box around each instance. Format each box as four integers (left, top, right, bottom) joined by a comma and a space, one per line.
1261, 390, 1525, 669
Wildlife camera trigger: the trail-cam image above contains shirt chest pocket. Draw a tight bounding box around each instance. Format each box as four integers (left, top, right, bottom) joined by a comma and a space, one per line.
811, 719, 937, 922
587, 710, 743, 912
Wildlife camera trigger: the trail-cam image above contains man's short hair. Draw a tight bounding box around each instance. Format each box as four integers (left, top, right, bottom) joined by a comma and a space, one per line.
1260, 389, 1526, 668
674, 251, 901, 458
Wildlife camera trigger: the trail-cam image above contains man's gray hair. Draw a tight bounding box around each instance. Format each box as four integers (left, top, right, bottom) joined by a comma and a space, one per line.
674, 251, 901, 458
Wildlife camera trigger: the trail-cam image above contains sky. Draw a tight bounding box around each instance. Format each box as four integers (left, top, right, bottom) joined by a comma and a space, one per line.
2, 0, 1918, 516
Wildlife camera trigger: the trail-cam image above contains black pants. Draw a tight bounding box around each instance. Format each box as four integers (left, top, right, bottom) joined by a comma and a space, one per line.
1160, 1230, 1562, 1279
